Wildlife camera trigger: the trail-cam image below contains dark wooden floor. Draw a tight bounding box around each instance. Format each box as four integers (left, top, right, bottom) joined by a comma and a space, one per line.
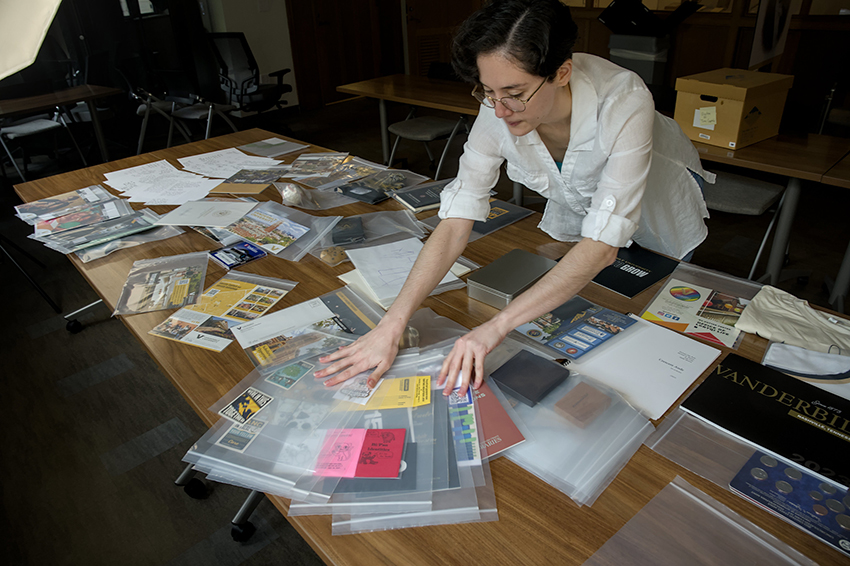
1, 95, 848, 565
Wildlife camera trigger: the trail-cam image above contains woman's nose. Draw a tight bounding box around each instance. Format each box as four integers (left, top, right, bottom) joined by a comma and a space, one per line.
495, 101, 513, 119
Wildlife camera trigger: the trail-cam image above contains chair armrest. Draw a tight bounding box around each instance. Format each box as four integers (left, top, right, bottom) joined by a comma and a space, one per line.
269, 68, 291, 84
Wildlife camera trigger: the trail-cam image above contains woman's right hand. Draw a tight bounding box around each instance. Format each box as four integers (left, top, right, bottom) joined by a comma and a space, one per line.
314, 321, 402, 388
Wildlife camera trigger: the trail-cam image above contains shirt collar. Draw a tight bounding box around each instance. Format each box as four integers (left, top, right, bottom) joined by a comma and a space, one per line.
510, 61, 598, 151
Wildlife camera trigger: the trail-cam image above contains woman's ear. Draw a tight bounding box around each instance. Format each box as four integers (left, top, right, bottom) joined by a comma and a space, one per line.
555, 59, 572, 86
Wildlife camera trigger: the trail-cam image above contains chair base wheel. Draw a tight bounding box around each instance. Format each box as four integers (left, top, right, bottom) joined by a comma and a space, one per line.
182, 477, 212, 499
66, 319, 83, 334
231, 521, 256, 542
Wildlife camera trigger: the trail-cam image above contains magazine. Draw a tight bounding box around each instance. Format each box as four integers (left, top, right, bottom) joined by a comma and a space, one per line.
641, 277, 748, 348
515, 296, 636, 361
34, 209, 161, 254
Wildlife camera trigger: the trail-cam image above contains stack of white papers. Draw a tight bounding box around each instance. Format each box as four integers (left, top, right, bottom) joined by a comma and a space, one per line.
155, 200, 257, 227
178, 148, 282, 179
103, 160, 221, 205
342, 238, 461, 309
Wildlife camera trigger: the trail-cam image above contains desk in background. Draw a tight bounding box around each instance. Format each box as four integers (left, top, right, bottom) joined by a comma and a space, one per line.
0, 84, 123, 163
337, 74, 479, 165
13, 128, 849, 565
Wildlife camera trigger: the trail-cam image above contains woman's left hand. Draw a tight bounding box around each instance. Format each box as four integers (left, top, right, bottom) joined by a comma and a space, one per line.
437, 321, 508, 397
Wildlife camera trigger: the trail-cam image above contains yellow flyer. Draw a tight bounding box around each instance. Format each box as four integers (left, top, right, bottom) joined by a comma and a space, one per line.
368, 376, 431, 410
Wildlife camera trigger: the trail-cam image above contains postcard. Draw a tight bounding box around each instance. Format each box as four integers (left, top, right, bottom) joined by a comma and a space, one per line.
223, 205, 309, 254
218, 386, 275, 425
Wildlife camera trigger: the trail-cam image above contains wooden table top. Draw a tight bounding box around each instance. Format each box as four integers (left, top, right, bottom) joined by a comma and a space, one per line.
0, 84, 124, 119
823, 152, 850, 189
337, 74, 481, 116
14, 128, 848, 566
694, 134, 850, 182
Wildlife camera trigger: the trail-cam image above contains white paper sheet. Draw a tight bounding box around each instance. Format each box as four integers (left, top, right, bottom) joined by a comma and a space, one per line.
571, 315, 721, 420
155, 200, 257, 227
345, 238, 458, 305
178, 148, 282, 179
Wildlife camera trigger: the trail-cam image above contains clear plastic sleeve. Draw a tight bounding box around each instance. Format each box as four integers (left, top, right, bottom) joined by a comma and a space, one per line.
34, 208, 161, 254
75, 224, 184, 263
295, 156, 386, 190
113, 251, 209, 315
583, 476, 818, 566
309, 210, 426, 263
250, 201, 342, 262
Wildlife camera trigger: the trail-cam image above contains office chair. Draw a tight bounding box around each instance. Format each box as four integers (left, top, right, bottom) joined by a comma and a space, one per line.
208, 32, 292, 114
1, 114, 87, 181
156, 69, 238, 145
702, 170, 786, 280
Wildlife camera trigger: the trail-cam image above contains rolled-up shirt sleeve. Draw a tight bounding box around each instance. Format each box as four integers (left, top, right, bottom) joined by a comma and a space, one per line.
438, 110, 505, 222
580, 88, 654, 248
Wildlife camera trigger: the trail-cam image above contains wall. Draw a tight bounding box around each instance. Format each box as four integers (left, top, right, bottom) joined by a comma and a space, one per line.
206, 0, 299, 105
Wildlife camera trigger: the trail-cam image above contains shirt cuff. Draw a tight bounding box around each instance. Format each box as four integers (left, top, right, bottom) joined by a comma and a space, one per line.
437, 180, 491, 222
580, 195, 639, 248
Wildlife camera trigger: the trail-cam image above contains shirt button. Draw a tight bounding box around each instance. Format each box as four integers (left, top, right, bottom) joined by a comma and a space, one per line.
604, 198, 615, 208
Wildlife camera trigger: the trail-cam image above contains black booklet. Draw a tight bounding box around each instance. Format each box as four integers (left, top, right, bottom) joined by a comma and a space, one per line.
335, 183, 390, 205
331, 216, 366, 245
472, 199, 533, 236
681, 354, 850, 488
392, 179, 453, 213
490, 349, 570, 407
591, 243, 678, 298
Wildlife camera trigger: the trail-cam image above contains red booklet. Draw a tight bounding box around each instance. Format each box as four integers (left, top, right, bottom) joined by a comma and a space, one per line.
315, 428, 407, 478
474, 381, 526, 459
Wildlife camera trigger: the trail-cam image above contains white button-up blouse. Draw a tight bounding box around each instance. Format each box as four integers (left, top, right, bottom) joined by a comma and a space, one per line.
437, 53, 712, 259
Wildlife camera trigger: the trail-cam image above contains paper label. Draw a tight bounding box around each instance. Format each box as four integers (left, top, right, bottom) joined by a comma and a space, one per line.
693, 109, 716, 131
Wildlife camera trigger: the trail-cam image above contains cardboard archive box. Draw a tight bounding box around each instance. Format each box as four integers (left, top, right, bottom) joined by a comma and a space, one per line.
673, 68, 793, 149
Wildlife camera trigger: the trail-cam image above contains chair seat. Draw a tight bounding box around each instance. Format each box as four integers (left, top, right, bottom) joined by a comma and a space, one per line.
172, 103, 235, 120
1, 119, 63, 139
136, 100, 177, 117
388, 116, 460, 142
703, 171, 784, 215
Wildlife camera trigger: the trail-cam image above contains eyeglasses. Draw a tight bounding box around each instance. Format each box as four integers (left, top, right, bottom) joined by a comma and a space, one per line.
472, 78, 547, 113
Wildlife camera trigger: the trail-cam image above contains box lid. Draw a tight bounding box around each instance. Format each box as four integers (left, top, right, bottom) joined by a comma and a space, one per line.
467, 249, 556, 296
675, 68, 793, 101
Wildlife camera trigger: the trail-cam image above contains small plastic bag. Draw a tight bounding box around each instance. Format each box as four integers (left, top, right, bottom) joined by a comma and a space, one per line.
113, 251, 209, 316
275, 182, 357, 211
309, 210, 426, 264
75, 223, 184, 263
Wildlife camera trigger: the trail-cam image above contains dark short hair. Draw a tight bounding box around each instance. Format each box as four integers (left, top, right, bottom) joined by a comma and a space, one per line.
452, 0, 578, 84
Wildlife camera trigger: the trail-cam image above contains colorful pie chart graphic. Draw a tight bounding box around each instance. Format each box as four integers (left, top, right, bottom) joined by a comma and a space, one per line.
669, 286, 701, 302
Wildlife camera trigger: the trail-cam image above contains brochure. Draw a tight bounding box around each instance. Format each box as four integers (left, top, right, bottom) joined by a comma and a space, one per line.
314, 428, 406, 478
15, 185, 115, 225
209, 241, 267, 269
149, 272, 295, 352
286, 152, 348, 177
592, 243, 679, 299
641, 277, 748, 348
515, 296, 637, 361
471, 199, 533, 236
222, 202, 310, 254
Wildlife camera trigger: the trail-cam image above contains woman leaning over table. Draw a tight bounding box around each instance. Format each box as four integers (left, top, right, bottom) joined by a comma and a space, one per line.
316, 0, 712, 395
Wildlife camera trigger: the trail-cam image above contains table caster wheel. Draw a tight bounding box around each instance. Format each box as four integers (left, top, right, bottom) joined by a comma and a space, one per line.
231, 521, 256, 542
182, 477, 211, 499
66, 319, 83, 334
